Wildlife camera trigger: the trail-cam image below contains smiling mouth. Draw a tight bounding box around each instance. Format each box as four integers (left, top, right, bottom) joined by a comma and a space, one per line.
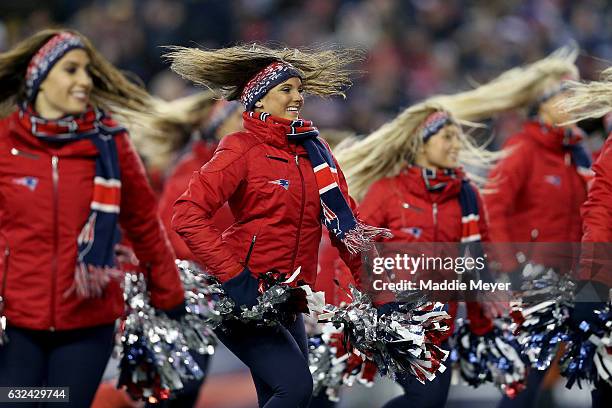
71, 91, 89, 102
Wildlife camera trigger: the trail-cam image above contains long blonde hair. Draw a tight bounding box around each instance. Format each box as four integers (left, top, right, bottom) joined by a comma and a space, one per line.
123, 91, 218, 171
0, 28, 152, 120
558, 67, 612, 122
163, 43, 362, 100
338, 46, 579, 200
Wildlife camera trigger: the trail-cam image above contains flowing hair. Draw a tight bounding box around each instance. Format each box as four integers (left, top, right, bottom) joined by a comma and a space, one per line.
338, 46, 579, 200
0, 28, 153, 121
163, 43, 363, 100
122, 91, 218, 171
558, 67, 612, 122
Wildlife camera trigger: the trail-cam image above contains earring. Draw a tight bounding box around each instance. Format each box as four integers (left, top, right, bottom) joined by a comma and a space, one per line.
255, 101, 263, 108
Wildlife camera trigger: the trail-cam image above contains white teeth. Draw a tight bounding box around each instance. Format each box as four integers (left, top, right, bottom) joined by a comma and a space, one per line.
287, 107, 299, 111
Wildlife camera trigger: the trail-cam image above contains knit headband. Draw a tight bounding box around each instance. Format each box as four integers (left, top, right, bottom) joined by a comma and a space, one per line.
420, 111, 454, 142
240, 61, 302, 111
25, 32, 86, 102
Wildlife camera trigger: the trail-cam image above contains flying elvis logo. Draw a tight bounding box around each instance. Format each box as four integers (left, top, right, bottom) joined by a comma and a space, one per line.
544, 175, 561, 186
13, 176, 39, 191
268, 179, 290, 190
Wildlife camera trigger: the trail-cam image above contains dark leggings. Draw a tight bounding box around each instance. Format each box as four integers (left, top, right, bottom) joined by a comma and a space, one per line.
0, 323, 115, 408
381, 360, 453, 408
216, 314, 314, 408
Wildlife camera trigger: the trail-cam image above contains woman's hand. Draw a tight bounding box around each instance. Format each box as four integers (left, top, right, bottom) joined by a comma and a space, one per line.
221, 267, 260, 309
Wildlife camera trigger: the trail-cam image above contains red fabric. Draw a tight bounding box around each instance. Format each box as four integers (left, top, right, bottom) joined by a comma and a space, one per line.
0, 110, 184, 331
159, 140, 234, 260
358, 166, 492, 339
484, 122, 588, 270
172, 114, 362, 285
315, 234, 356, 305
580, 136, 612, 286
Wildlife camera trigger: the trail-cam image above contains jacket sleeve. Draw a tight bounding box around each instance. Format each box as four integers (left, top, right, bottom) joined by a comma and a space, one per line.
172, 136, 247, 282
358, 179, 389, 228
483, 139, 531, 270
158, 169, 196, 260
580, 137, 612, 287
116, 133, 184, 310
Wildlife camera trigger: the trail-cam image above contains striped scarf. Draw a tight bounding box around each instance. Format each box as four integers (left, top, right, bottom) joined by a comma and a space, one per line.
246, 112, 391, 253
19, 104, 124, 297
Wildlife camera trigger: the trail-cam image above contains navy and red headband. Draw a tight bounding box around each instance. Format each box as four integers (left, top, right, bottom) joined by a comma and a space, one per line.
240, 61, 302, 111
420, 111, 455, 142
25, 32, 86, 102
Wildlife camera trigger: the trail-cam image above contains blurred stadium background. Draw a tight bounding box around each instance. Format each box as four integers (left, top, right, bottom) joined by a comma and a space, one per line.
1, 1, 610, 407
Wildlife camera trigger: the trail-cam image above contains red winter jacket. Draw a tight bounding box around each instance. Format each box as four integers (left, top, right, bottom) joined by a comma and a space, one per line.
0, 111, 184, 331
159, 140, 234, 260
484, 122, 588, 270
172, 114, 361, 286
580, 136, 612, 287
358, 166, 493, 337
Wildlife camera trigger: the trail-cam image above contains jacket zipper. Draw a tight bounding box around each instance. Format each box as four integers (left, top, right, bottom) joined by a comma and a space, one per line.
432, 202, 438, 241
290, 154, 306, 272
50, 155, 59, 331
10, 148, 39, 160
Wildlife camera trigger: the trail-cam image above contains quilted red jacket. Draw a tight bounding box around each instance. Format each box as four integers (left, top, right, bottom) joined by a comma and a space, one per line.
484, 122, 588, 271
172, 114, 361, 286
159, 140, 234, 260
358, 166, 493, 336
0, 110, 184, 331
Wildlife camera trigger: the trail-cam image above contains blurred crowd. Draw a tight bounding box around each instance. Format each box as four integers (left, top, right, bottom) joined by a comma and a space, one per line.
1, 0, 611, 135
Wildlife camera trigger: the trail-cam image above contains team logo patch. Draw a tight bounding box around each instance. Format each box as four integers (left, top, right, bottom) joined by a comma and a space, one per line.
268, 179, 290, 190
13, 176, 39, 191
401, 227, 422, 238
544, 175, 561, 186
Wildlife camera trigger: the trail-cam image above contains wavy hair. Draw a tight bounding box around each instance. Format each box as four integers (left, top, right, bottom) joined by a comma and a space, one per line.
163, 43, 363, 100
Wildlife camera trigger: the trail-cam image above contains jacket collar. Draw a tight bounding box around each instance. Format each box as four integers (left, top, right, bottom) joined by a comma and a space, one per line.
242, 111, 307, 153
7, 110, 99, 157
398, 165, 464, 203
523, 120, 578, 151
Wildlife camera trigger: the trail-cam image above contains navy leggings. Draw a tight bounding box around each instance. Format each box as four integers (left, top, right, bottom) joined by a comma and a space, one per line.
381, 355, 453, 408
215, 314, 314, 408
0, 323, 115, 408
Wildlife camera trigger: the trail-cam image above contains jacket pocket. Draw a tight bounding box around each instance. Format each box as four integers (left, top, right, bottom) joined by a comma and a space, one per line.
10, 148, 39, 160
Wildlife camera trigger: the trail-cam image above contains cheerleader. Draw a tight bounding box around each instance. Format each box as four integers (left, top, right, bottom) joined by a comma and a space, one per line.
0, 29, 184, 408
557, 69, 612, 408
480, 48, 592, 408
165, 44, 390, 408
338, 107, 495, 407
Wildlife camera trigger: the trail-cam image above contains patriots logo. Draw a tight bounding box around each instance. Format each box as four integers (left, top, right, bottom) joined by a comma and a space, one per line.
544, 175, 561, 186
268, 178, 290, 190
401, 227, 422, 238
13, 176, 39, 191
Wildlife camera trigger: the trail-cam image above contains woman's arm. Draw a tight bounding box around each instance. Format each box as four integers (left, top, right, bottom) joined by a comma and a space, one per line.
172, 135, 248, 282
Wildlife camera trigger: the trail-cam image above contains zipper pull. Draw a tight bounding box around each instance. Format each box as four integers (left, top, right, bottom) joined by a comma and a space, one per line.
432, 203, 438, 225
295, 155, 299, 165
